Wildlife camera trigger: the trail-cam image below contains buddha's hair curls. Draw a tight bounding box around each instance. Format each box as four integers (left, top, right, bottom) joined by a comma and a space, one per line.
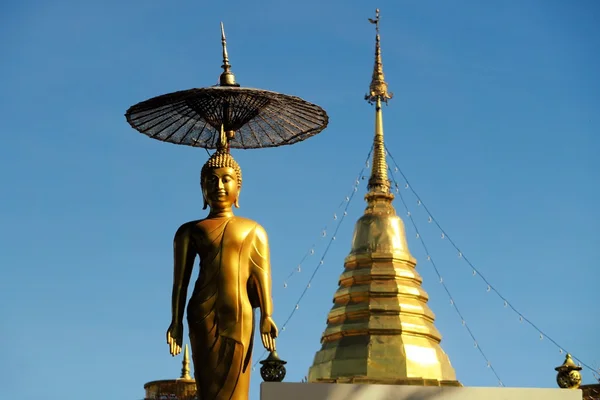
200, 150, 242, 188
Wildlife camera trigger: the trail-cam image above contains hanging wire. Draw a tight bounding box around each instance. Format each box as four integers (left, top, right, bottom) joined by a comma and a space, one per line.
252, 145, 374, 367
281, 148, 374, 288
389, 166, 504, 387
283, 248, 314, 288
283, 147, 373, 288
386, 145, 597, 377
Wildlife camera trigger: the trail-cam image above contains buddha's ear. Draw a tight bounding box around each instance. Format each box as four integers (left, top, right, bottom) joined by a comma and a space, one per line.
234, 187, 241, 208
200, 176, 208, 210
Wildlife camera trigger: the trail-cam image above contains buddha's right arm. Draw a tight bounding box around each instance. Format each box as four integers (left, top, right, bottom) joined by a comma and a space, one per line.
171, 223, 196, 324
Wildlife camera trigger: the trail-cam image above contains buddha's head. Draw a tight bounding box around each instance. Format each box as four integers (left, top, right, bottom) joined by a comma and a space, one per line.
200, 128, 242, 211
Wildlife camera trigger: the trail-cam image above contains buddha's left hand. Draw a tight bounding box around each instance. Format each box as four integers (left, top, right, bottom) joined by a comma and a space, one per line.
260, 315, 278, 352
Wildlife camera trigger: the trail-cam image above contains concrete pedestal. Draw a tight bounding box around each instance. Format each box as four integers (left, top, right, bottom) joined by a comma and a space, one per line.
260, 382, 582, 400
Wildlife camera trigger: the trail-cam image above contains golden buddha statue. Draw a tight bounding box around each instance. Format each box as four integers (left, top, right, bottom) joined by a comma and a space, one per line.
165, 126, 278, 400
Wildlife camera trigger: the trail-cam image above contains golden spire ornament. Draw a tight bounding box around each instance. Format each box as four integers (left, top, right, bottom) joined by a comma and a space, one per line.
555, 354, 583, 389
181, 344, 192, 380
366, 9, 393, 104
308, 9, 460, 386
219, 22, 238, 87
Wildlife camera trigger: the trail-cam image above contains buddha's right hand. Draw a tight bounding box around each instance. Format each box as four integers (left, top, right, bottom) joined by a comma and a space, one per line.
166, 321, 183, 356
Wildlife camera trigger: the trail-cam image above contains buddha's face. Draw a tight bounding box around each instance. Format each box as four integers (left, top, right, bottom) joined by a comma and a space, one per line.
202, 167, 240, 210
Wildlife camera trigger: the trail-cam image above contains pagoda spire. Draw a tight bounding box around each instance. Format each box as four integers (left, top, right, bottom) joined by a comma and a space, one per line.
365, 9, 393, 199
307, 10, 460, 387
366, 9, 393, 104
181, 344, 192, 380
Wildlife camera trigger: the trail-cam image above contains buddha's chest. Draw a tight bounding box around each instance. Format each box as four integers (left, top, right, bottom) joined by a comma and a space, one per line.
194, 221, 253, 276
194, 224, 246, 255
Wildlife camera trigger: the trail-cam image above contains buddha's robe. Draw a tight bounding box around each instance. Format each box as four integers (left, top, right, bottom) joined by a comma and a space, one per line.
185, 216, 270, 400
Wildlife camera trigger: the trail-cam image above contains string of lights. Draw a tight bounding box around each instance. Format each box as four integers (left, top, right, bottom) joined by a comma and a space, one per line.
282, 146, 373, 288
385, 145, 598, 379
253, 146, 374, 369
388, 166, 504, 386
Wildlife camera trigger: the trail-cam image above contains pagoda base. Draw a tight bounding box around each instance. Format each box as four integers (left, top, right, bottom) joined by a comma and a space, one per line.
260, 382, 582, 400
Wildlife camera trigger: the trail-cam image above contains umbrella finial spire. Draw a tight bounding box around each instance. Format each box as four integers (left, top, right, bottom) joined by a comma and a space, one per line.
218, 124, 231, 153
219, 22, 239, 87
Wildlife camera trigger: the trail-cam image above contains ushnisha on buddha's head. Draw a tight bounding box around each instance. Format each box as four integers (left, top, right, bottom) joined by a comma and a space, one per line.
200, 127, 242, 211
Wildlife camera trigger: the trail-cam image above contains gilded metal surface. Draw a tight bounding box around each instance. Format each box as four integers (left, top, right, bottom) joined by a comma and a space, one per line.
365, 9, 393, 104
555, 354, 583, 389
181, 344, 192, 380
308, 10, 459, 386
166, 127, 278, 400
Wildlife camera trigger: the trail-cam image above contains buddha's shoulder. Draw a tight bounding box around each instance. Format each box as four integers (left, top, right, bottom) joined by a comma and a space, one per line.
176, 217, 266, 238
230, 216, 263, 231
175, 220, 202, 235
227, 217, 267, 237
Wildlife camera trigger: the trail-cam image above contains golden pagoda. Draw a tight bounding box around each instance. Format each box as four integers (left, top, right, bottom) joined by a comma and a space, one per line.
307, 10, 460, 386
143, 344, 197, 399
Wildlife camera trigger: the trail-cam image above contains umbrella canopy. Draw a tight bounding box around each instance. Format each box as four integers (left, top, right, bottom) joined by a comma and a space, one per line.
125, 86, 329, 149
125, 22, 329, 150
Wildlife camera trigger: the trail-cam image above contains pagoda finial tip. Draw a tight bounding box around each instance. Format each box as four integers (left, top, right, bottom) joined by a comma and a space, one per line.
181, 343, 192, 380
365, 9, 392, 104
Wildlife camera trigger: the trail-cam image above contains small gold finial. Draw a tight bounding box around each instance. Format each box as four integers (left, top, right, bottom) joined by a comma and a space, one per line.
555, 353, 582, 389
181, 344, 192, 380
219, 22, 239, 87
365, 9, 393, 104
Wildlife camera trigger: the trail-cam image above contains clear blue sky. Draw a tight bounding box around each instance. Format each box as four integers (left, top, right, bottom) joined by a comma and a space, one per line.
1, 1, 598, 399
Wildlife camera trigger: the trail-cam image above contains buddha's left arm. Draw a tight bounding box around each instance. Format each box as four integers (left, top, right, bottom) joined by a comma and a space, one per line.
249, 225, 274, 318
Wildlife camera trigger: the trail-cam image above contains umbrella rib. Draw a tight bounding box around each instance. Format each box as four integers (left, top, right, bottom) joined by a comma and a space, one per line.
177, 120, 199, 145
232, 94, 252, 128
140, 112, 181, 136
256, 116, 277, 145
159, 107, 196, 140
267, 101, 314, 129
231, 92, 264, 130
128, 105, 179, 128
256, 114, 285, 144
274, 104, 318, 129
247, 123, 263, 148
262, 105, 306, 135
129, 99, 192, 124
167, 112, 197, 144
241, 94, 268, 125
131, 103, 192, 135
275, 97, 326, 125
238, 128, 246, 147
130, 89, 199, 114
210, 122, 220, 148
191, 121, 211, 148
